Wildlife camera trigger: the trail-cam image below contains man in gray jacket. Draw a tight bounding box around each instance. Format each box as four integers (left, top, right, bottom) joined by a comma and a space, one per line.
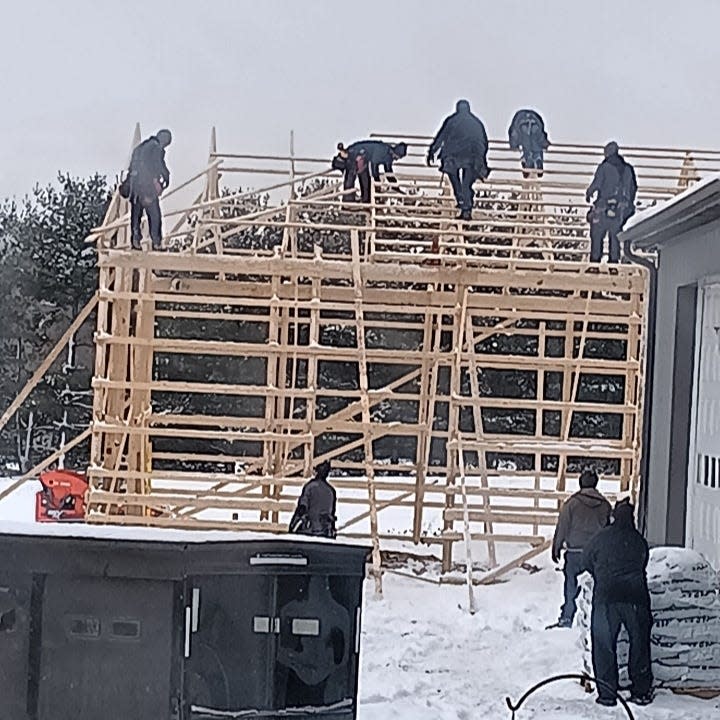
289, 460, 337, 538
551, 469, 611, 627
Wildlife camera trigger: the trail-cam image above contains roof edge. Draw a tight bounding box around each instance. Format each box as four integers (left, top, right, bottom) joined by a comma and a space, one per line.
621, 176, 720, 249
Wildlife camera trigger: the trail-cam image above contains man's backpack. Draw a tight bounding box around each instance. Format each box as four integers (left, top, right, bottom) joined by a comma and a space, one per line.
509, 109, 548, 150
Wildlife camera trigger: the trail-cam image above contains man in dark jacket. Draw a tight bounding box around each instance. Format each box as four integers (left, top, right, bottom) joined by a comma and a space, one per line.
335, 140, 407, 204
508, 109, 550, 176
551, 469, 611, 627
583, 501, 653, 707
586, 142, 637, 263
289, 460, 337, 538
125, 129, 172, 250
427, 100, 490, 221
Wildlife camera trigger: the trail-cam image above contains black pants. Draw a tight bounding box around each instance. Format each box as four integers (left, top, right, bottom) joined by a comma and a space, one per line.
589, 209, 624, 263
343, 163, 372, 204
130, 194, 162, 249
446, 166, 477, 211
591, 600, 653, 701
521, 148, 544, 171
560, 550, 584, 622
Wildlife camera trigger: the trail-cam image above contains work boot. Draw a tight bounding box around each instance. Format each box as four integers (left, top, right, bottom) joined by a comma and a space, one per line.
628, 692, 653, 706
556, 617, 573, 628
131, 235, 142, 250
595, 697, 617, 707
458, 209, 472, 221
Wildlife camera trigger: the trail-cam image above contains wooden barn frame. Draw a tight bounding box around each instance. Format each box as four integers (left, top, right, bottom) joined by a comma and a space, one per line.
3, 127, 719, 590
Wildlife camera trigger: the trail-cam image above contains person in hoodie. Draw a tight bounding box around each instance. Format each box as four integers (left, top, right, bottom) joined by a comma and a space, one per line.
582, 500, 654, 707
120, 129, 172, 250
427, 100, 490, 221
586, 141, 638, 263
508, 109, 550, 176
551, 468, 611, 627
289, 460, 337, 538
334, 140, 408, 204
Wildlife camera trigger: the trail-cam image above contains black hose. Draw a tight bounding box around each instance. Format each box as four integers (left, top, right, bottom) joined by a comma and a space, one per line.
621, 238, 658, 536
505, 673, 636, 719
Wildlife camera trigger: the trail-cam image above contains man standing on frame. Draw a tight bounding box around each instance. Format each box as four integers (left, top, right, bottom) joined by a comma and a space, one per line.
427, 100, 490, 221
586, 141, 637, 263
120, 129, 172, 250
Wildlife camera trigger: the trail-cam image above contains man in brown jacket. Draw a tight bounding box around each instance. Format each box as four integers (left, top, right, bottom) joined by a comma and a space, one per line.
551, 469, 611, 627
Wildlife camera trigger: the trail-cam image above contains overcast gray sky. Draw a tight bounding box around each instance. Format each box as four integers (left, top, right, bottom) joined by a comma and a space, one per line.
1, 0, 718, 198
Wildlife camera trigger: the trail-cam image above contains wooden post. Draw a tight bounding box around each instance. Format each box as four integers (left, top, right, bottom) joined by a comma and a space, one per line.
442, 283, 467, 572
677, 152, 700, 190
464, 311, 497, 568
556, 291, 593, 491
350, 228, 382, 594
456, 436, 478, 614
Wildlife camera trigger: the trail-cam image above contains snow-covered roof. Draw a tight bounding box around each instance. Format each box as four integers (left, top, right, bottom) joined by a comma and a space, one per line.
621, 173, 720, 248
624, 172, 720, 231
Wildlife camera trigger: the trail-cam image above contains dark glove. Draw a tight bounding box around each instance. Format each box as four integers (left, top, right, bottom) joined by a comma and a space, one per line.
551, 549, 560, 564
585, 191, 592, 204
426, 152, 434, 167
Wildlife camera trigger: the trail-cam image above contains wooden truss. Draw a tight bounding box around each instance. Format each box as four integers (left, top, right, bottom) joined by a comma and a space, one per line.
5, 129, 720, 588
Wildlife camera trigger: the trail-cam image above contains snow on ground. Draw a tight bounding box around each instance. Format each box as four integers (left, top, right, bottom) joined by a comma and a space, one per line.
1, 477, 717, 718
359, 563, 718, 720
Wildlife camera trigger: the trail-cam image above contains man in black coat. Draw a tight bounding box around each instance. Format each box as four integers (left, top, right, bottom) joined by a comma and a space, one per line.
583, 501, 654, 707
586, 142, 637, 263
508, 109, 550, 176
551, 469, 611, 627
427, 100, 490, 221
289, 460, 337, 538
335, 140, 407, 204
124, 129, 172, 250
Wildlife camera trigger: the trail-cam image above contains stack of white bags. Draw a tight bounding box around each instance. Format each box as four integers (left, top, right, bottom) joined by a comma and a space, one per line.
577, 547, 720, 689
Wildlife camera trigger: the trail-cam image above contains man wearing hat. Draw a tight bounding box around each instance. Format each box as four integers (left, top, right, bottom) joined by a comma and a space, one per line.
335, 139, 408, 204
582, 500, 654, 707
551, 468, 611, 628
289, 460, 337, 538
121, 129, 172, 250
585, 141, 637, 263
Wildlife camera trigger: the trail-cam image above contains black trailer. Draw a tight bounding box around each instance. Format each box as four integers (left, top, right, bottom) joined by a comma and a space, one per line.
0, 528, 368, 720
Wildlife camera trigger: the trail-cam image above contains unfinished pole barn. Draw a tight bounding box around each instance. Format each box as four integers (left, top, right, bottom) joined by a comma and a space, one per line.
9, 128, 720, 585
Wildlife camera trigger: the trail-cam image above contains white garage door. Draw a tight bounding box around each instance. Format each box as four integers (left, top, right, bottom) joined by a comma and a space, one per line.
687, 280, 720, 570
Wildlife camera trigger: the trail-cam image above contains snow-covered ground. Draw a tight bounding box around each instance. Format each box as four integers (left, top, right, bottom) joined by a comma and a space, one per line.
359, 564, 718, 720
1, 477, 717, 718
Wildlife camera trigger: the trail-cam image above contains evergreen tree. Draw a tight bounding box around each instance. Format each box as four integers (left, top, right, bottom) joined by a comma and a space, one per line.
0, 174, 110, 471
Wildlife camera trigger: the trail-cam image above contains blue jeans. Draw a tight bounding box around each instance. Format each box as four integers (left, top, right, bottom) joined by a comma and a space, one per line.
560, 550, 584, 622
